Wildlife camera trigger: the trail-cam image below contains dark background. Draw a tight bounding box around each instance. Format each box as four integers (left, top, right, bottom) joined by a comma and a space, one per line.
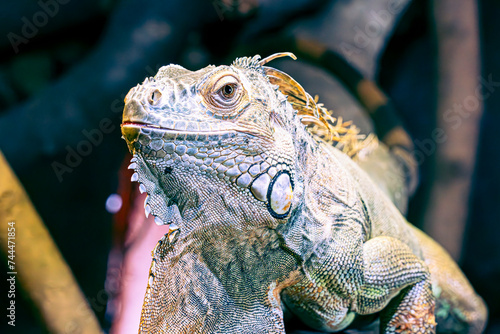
0, 0, 499, 333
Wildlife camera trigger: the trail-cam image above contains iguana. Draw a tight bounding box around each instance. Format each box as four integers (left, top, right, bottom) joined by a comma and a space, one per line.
120, 53, 487, 333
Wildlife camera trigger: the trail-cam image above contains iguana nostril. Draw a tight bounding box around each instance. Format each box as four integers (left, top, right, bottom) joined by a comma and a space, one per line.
149, 89, 162, 105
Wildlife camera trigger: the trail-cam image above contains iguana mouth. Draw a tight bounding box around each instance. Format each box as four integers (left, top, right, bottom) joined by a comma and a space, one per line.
120, 121, 256, 149
122, 121, 160, 128
121, 122, 239, 147
122, 121, 236, 133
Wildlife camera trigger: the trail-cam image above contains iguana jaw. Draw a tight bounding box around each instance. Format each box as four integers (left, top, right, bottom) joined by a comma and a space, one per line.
121, 122, 237, 148
121, 122, 296, 229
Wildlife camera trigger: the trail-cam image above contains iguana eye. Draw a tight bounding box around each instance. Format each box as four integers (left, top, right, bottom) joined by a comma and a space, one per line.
212, 76, 240, 105
201, 73, 248, 117
214, 83, 239, 105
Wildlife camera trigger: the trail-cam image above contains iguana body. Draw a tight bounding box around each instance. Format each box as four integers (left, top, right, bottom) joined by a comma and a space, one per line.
121, 54, 486, 333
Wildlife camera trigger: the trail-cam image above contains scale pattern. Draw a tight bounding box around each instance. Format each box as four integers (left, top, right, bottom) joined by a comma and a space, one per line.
120, 54, 487, 333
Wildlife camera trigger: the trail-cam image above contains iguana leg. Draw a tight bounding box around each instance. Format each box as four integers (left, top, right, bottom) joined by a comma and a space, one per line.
411, 227, 487, 334
359, 236, 436, 334
283, 228, 436, 333
286, 237, 436, 333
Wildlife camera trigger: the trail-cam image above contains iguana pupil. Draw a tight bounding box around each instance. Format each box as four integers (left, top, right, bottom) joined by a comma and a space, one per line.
222, 84, 234, 97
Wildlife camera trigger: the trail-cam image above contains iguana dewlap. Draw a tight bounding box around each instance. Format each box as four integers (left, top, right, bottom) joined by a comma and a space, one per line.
121, 54, 487, 333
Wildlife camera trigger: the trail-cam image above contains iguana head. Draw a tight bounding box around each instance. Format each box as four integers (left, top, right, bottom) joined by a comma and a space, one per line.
121, 54, 306, 231
121, 53, 366, 234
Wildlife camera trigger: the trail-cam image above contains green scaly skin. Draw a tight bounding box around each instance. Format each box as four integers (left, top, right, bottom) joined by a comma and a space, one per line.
121, 55, 487, 334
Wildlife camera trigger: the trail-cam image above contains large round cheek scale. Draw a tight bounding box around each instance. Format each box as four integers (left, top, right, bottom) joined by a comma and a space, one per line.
268, 172, 293, 218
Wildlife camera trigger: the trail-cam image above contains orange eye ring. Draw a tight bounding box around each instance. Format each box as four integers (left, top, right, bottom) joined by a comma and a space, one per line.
200, 72, 249, 117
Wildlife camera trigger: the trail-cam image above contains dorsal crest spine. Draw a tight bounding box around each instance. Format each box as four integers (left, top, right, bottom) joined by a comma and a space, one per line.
232, 55, 264, 73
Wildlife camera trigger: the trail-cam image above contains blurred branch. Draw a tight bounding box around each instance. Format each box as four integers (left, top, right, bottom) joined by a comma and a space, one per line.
0, 151, 102, 333
425, 0, 482, 260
